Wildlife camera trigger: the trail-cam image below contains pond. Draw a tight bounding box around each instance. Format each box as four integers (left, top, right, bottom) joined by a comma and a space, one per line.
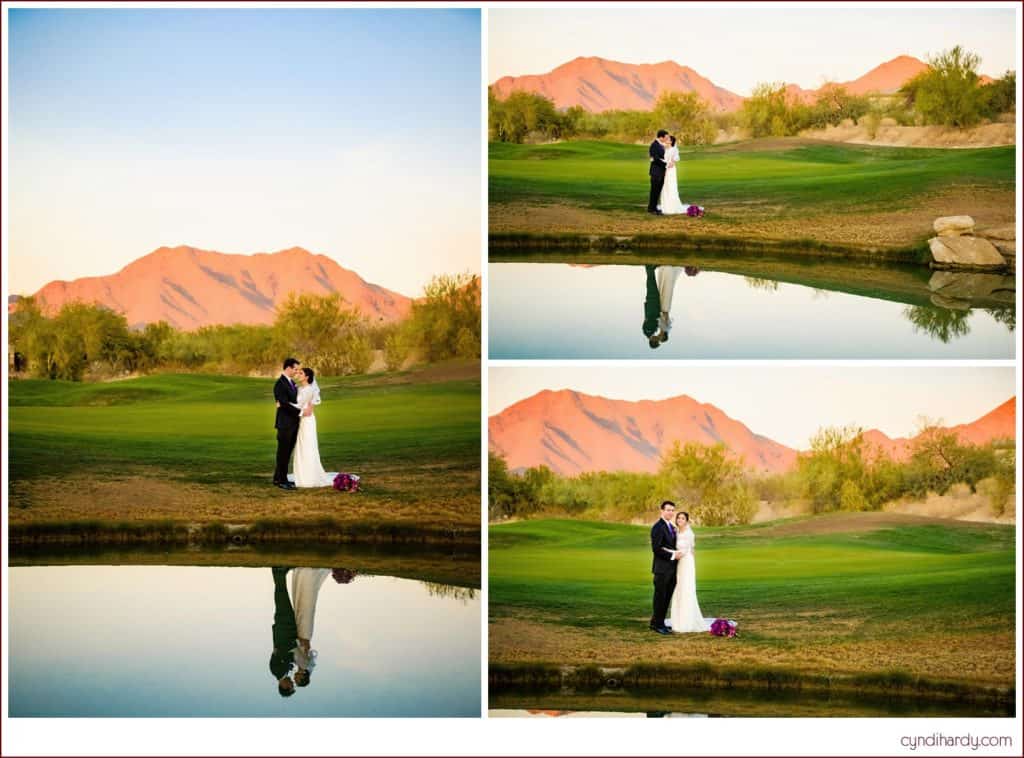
488, 688, 1014, 718
8, 564, 480, 717
488, 257, 1016, 359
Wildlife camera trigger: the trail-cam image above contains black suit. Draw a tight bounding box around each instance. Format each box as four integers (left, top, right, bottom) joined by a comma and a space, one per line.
648, 140, 667, 212
643, 265, 661, 338
273, 374, 301, 484
269, 567, 297, 680
650, 518, 678, 629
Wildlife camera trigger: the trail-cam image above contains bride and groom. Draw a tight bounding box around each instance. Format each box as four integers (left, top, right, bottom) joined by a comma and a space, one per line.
273, 357, 341, 490
650, 500, 714, 635
647, 129, 704, 216
270, 566, 358, 697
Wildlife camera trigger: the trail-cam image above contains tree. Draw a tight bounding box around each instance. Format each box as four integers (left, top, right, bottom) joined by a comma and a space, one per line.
658, 442, 756, 525
903, 46, 985, 127
273, 292, 371, 377
796, 426, 870, 513
741, 82, 799, 138
652, 91, 717, 145
404, 273, 480, 362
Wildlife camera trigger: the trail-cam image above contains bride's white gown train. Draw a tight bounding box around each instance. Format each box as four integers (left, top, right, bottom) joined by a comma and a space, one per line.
668, 526, 715, 633
288, 383, 338, 488
659, 145, 687, 215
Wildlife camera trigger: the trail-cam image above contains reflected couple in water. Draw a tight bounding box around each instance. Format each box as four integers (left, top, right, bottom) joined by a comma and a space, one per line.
270, 566, 357, 697
642, 264, 700, 349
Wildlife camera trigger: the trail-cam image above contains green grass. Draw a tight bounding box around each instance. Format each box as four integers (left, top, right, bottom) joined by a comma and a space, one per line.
9, 371, 478, 484
489, 140, 1015, 214
8, 368, 481, 535
490, 518, 1013, 630
488, 516, 1015, 691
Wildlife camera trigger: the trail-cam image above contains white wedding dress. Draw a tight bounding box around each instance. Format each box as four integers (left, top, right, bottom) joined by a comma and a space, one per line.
668, 527, 714, 633
659, 145, 687, 215
288, 382, 338, 488
656, 266, 682, 337
291, 567, 331, 641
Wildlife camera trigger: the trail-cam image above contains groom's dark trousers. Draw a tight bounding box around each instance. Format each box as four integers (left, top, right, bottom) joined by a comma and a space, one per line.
273, 375, 301, 484
650, 518, 677, 628
648, 140, 667, 212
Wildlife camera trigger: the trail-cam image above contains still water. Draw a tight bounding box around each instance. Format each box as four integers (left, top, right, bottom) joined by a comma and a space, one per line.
489, 261, 1015, 359
9, 565, 480, 717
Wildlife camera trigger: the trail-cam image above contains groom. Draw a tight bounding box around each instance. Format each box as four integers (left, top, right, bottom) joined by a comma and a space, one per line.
273, 357, 302, 490
650, 500, 681, 634
647, 129, 669, 214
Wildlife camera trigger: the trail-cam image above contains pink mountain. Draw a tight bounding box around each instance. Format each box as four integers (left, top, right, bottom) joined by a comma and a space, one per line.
490, 391, 1016, 475
24, 246, 412, 329
491, 56, 744, 113
491, 54, 988, 112
488, 389, 797, 476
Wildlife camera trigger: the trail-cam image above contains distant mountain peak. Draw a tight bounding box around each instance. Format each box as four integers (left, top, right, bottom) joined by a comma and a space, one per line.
491, 391, 1016, 475
25, 245, 411, 330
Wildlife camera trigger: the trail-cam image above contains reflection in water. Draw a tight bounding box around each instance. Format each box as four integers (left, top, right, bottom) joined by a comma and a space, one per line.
489, 261, 1015, 359
10, 565, 480, 716
420, 582, 478, 602
903, 305, 972, 343
743, 276, 780, 292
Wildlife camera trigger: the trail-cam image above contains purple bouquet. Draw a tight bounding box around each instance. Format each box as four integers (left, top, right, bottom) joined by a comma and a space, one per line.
333, 473, 361, 493
709, 618, 738, 637
686, 205, 705, 217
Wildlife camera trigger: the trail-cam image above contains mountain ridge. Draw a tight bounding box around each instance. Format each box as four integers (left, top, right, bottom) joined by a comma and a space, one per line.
489, 390, 1016, 475
20, 245, 412, 329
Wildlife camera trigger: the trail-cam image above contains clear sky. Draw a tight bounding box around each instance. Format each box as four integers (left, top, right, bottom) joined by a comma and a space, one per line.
489, 6, 1017, 93
488, 366, 1015, 449
7, 8, 480, 298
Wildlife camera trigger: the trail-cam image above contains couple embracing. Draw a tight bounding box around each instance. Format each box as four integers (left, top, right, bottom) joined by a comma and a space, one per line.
650, 500, 714, 635
647, 129, 704, 217
273, 357, 342, 490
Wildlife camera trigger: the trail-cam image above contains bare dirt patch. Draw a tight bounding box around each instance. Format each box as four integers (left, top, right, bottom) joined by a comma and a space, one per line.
801, 121, 1016, 149
490, 187, 1014, 251
488, 615, 1014, 686
9, 467, 480, 530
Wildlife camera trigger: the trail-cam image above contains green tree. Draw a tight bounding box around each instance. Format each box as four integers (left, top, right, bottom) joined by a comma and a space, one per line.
658, 442, 756, 525
903, 46, 984, 127
653, 91, 717, 145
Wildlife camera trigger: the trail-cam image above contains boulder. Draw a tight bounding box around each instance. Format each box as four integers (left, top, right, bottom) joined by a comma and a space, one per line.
933, 215, 975, 236
928, 236, 1006, 270
976, 223, 1015, 241
991, 239, 1016, 257
930, 293, 971, 311
928, 271, 1012, 301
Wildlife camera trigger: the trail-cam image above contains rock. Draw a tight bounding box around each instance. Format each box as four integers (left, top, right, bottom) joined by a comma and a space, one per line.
976, 223, 1015, 241
928, 271, 1012, 301
991, 239, 1016, 257
928, 236, 1006, 270
930, 293, 972, 311
933, 215, 975, 235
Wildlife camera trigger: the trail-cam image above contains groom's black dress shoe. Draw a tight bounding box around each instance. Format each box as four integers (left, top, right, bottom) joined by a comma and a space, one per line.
653, 626, 671, 635
274, 482, 294, 491
648, 210, 663, 215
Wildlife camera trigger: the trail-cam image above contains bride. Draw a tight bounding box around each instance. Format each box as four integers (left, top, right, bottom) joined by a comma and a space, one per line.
667, 511, 714, 633
658, 135, 687, 215
291, 567, 332, 688
288, 368, 338, 488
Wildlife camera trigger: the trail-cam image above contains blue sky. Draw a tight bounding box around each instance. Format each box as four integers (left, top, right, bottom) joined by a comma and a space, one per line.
8, 8, 481, 296
490, 7, 1017, 92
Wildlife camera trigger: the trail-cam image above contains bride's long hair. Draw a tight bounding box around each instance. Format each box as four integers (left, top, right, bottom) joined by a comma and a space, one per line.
302, 367, 322, 405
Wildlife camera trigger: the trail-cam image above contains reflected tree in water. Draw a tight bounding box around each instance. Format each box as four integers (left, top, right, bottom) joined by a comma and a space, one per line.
903, 305, 972, 343
420, 582, 477, 603
743, 277, 779, 292
984, 306, 1016, 332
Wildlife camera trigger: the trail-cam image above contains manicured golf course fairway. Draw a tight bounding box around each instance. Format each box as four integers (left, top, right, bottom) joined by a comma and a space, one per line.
489, 139, 1016, 253
489, 515, 1015, 698
8, 365, 480, 540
